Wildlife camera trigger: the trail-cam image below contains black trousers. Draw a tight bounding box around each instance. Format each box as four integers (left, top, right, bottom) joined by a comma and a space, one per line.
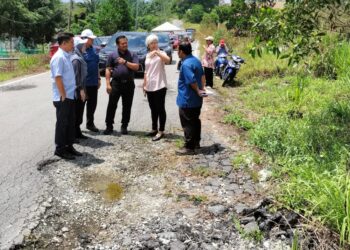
204, 67, 214, 88
53, 98, 76, 150
105, 79, 135, 128
146, 88, 167, 131
86, 86, 98, 126
179, 107, 201, 149
75, 96, 86, 135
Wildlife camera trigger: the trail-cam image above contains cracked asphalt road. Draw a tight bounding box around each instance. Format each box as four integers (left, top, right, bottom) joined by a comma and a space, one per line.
0, 46, 187, 249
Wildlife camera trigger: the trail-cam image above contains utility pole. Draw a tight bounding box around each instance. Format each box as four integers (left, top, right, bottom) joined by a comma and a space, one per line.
68, 0, 74, 31
135, 0, 139, 30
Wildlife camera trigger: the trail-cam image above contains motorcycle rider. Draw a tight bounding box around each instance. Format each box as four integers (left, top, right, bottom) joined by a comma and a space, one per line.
215, 39, 229, 76
216, 39, 229, 54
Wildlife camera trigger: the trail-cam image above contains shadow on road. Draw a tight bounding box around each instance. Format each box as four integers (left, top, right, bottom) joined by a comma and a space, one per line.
78, 136, 115, 149
73, 152, 105, 168
196, 143, 225, 155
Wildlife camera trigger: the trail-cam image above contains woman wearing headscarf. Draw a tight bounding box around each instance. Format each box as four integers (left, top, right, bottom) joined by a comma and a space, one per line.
71, 37, 88, 140
143, 34, 170, 141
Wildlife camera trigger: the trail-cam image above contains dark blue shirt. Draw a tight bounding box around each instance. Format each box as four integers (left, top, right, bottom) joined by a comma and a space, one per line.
176, 55, 204, 108
83, 46, 99, 86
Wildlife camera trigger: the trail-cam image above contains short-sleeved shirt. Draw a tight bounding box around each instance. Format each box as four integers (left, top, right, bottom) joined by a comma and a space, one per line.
144, 51, 167, 92
83, 46, 99, 86
176, 55, 204, 108
106, 49, 139, 81
50, 48, 76, 101
202, 44, 215, 69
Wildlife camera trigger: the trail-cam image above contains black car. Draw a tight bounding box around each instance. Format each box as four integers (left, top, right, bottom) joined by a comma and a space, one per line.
157, 32, 173, 64
99, 32, 148, 76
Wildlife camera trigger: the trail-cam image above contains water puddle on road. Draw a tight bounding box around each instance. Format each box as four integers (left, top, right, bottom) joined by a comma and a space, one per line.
90, 180, 124, 202
81, 172, 124, 202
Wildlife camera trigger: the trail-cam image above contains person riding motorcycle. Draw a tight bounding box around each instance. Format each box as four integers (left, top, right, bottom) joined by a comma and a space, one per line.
216, 39, 229, 55
214, 39, 229, 76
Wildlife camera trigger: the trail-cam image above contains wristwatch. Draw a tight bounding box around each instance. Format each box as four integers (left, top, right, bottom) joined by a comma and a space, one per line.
124, 60, 128, 65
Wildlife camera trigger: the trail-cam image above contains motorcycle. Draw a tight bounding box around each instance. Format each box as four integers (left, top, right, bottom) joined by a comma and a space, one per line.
215, 52, 228, 79
221, 54, 245, 86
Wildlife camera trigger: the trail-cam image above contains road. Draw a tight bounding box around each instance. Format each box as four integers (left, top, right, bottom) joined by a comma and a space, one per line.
0, 45, 194, 249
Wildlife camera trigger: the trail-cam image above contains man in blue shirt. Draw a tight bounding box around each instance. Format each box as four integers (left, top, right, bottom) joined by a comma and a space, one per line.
80, 29, 101, 133
50, 32, 82, 160
176, 42, 207, 155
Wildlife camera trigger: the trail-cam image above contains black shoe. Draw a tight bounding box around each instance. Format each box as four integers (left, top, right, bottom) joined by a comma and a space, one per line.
175, 147, 195, 156
86, 124, 99, 132
54, 149, 75, 160
152, 132, 164, 141
146, 130, 158, 137
66, 146, 83, 156
121, 127, 128, 135
104, 127, 113, 135
76, 133, 88, 139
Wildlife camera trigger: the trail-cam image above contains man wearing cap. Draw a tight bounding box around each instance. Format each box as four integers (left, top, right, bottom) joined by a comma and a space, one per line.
80, 29, 101, 133
202, 36, 216, 88
104, 35, 140, 135
50, 32, 82, 160
176, 42, 206, 155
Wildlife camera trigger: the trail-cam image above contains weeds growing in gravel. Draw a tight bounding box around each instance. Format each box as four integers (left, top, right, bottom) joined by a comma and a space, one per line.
220, 34, 350, 245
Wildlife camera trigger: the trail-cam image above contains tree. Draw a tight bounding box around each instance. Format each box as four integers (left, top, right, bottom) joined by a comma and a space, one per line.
185, 4, 205, 23
78, 0, 100, 14
201, 11, 219, 26
0, 0, 64, 44
172, 0, 218, 18
96, 0, 132, 35
249, 1, 350, 66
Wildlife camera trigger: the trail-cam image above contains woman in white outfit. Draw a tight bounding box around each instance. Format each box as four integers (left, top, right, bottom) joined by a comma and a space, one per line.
143, 34, 170, 141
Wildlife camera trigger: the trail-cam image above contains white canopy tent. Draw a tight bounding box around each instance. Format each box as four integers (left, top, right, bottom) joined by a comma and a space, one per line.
152, 22, 184, 32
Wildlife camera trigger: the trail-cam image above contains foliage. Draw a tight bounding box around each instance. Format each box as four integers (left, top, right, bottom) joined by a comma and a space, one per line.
71, 13, 102, 35
201, 11, 219, 26
185, 4, 205, 23
172, 0, 218, 18
223, 111, 254, 130
96, 0, 132, 35
226, 0, 257, 32
0, 0, 64, 44
78, 0, 100, 14
249, 1, 350, 66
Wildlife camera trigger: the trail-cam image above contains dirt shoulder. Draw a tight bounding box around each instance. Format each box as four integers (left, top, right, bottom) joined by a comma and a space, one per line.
18, 90, 291, 250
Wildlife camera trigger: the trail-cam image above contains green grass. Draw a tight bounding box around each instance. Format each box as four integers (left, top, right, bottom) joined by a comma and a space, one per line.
0, 54, 49, 83
216, 32, 350, 246
223, 111, 254, 130
233, 216, 264, 243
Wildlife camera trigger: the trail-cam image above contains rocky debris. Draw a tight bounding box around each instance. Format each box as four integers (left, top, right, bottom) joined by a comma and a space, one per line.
244, 221, 259, 234
207, 204, 227, 216
19, 114, 294, 249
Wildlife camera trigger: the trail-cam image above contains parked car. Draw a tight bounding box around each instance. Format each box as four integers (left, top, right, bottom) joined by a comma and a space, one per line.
171, 34, 179, 50
49, 41, 59, 58
99, 32, 148, 76
157, 32, 173, 64
185, 28, 196, 41
98, 36, 111, 47
49, 36, 105, 58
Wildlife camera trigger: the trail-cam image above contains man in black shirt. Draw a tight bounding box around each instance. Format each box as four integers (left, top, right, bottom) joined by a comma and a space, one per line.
104, 35, 139, 135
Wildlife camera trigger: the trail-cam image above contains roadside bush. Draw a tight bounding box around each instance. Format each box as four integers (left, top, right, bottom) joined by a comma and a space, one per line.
312, 37, 350, 80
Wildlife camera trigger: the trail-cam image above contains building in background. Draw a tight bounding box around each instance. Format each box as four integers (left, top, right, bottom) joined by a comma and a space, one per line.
219, 0, 231, 5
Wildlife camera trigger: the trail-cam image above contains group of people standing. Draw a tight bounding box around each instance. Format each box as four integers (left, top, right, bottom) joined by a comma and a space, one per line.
50, 30, 207, 160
